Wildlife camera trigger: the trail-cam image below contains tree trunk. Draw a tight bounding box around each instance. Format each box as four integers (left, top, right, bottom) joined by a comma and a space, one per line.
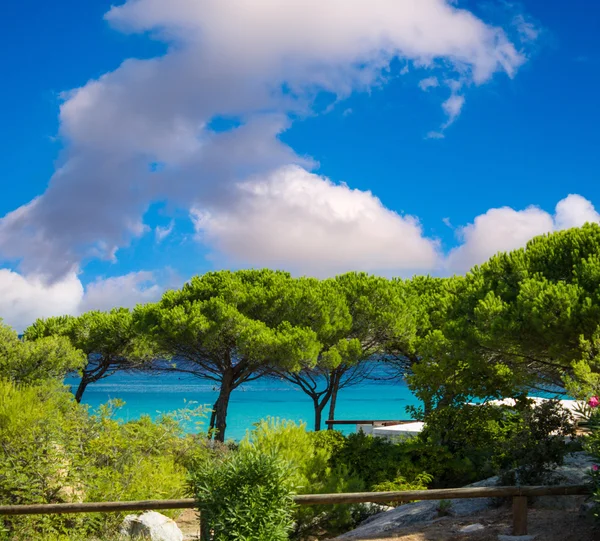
74, 360, 112, 403
208, 408, 217, 439
327, 375, 341, 430
314, 397, 325, 432
74, 376, 90, 403
213, 370, 234, 442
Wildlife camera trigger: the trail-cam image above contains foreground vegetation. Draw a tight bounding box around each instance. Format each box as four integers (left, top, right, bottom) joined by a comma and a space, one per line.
3, 224, 600, 539
0, 385, 578, 540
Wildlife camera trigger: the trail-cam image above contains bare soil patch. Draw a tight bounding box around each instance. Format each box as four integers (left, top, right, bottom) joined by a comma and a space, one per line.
176, 508, 201, 540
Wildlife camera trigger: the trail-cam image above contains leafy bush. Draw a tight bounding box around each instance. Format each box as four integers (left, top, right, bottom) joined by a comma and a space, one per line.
327, 399, 576, 495
310, 429, 346, 458
240, 417, 330, 491
372, 472, 433, 505
418, 403, 520, 486
0, 379, 201, 539
240, 418, 368, 538
295, 463, 366, 538
0, 379, 91, 538
498, 399, 576, 485
331, 431, 409, 487
436, 499, 453, 517
419, 399, 576, 488
189, 447, 296, 541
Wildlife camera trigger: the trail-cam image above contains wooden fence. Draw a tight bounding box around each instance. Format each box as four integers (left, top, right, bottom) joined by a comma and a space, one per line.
325, 419, 414, 428
0, 484, 591, 537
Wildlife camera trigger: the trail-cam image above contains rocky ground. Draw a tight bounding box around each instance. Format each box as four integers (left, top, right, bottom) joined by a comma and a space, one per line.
175, 507, 600, 541
332, 452, 596, 540
329, 507, 599, 540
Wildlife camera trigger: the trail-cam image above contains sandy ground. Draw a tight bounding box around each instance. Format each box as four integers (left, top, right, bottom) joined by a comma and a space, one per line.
176, 508, 201, 540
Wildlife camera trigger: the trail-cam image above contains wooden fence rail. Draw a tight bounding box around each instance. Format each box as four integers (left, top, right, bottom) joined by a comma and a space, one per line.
0, 484, 591, 536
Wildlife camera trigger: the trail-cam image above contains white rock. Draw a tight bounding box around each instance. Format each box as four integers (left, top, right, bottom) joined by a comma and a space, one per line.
460, 523, 485, 533
120, 511, 184, 541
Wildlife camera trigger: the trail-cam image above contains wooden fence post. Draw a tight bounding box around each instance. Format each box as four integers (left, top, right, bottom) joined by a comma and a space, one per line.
512, 495, 528, 536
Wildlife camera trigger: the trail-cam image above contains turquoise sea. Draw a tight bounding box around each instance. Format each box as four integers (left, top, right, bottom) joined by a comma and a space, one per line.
65, 370, 420, 441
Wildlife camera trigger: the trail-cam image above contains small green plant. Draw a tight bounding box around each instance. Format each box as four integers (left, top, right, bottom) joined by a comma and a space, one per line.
436, 499, 453, 517
295, 463, 366, 538
189, 447, 296, 541
372, 472, 433, 506
310, 428, 346, 457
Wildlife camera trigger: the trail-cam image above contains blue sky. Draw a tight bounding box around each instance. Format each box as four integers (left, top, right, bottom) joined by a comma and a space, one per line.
0, 0, 599, 330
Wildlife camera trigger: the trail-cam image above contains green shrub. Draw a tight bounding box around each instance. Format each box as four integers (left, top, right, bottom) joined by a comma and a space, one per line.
372, 472, 433, 505
498, 399, 576, 485
331, 431, 408, 487
584, 408, 600, 518
0, 379, 201, 539
0, 379, 91, 538
240, 419, 369, 538
300, 464, 366, 537
240, 417, 330, 492
419, 399, 576, 488
436, 499, 453, 517
310, 429, 346, 458
189, 447, 296, 541
418, 403, 520, 486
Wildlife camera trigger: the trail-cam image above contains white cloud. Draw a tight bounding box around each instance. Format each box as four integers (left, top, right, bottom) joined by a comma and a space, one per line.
419, 76, 440, 91
0, 270, 84, 333
512, 14, 540, 43
446, 195, 600, 273
0, 269, 165, 332
446, 206, 553, 273
554, 193, 600, 230
441, 94, 465, 127
426, 131, 445, 140
78, 271, 163, 313
106, 0, 524, 84
0, 0, 530, 280
155, 221, 175, 243
191, 165, 440, 277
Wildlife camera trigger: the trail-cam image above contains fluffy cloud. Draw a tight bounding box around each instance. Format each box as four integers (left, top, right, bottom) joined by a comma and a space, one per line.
192, 165, 440, 276
0, 270, 164, 332
442, 94, 466, 127
78, 271, 164, 313
446, 194, 600, 273
0, 0, 531, 280
554, 194, 600, 230
418, 76, 440, 91
0, 270, 84, 332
